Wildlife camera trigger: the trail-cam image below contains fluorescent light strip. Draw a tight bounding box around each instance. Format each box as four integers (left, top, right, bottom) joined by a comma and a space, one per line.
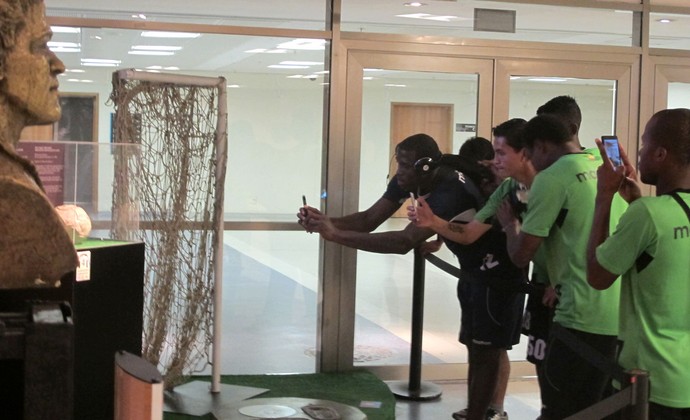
268, 64, 309, 69
141, 31, 200, 39
132, 45, 182, 51
51, 26, 80, 33
280, 61, 322, 66
128, 51, 175, 56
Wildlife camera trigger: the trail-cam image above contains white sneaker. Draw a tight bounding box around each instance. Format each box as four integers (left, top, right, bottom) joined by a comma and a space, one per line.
485, 408, 509, 420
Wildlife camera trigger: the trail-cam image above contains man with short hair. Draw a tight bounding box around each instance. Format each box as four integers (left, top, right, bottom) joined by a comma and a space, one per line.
587, 108, 690, 419
497, 113, 626, 419
299, 133, 523, 420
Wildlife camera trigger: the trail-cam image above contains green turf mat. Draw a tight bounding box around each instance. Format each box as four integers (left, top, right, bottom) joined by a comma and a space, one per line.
164, 371, 395, 419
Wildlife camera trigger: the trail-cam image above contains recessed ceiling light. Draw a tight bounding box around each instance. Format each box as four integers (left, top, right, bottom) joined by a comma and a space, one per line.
132, 13, 147, 20
657, 18, 673, 23
141, 31, 200, 39
404, 2, 426, 6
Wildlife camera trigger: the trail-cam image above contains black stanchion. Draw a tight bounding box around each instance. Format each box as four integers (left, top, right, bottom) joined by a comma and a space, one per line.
622, 369, 649, 420
387, 248, 443, 401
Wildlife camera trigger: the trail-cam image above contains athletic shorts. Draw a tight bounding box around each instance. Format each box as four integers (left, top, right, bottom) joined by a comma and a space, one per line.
457, 273, 525, 349
522, 288, 554, 365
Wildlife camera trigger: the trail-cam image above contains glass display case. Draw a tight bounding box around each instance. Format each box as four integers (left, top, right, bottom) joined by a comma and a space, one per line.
15, 140, 141, 243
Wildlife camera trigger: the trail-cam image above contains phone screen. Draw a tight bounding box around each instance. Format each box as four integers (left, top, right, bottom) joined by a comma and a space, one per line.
602, 136, 622, 167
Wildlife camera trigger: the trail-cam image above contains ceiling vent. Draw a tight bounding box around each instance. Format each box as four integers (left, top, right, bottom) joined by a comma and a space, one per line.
473, 8, 516, 33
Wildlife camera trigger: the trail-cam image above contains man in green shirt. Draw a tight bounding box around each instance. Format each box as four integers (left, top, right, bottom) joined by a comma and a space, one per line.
498, 113, 625, 419
588, 108, 690, 418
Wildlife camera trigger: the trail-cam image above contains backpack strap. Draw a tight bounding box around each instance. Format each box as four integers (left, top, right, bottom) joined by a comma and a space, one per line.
668, 191, 690, 224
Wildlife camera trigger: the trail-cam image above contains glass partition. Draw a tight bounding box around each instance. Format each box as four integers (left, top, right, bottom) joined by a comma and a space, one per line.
650, 12, 690, 50
342, 1, 635, 47
48, 0, 327, 30
509, 78, 617, 149
15, 141, 141, 243
669, 82, 690, 109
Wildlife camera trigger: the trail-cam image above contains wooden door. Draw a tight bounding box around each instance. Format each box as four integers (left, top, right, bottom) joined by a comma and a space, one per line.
390, 102, 453, 217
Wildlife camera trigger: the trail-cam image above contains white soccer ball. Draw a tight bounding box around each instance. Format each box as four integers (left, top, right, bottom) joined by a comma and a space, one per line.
55, 204, 92, 243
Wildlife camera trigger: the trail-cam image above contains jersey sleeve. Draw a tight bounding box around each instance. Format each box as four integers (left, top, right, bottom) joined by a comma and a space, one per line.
596, 199, 656, 276
381, 175, 408, 206
475, 178, 512, 223
521, 171, 565, 238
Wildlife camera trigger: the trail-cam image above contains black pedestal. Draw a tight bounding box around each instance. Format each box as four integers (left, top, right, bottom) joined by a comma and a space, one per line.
0, 240, 145, 420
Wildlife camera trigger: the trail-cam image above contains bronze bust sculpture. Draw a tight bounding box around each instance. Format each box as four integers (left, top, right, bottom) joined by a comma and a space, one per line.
0, 0, 78, 288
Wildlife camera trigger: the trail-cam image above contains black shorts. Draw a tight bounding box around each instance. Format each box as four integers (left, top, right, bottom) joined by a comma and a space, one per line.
522, 289, 554, 365
457, 274, 525, 349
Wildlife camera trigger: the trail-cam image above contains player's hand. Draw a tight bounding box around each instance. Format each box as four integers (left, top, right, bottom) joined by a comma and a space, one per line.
297, 205, 321, 233
418, 236, 443, 255
409, 196, 434, 228
542, 286, 558, 308
496, 199, 517, 230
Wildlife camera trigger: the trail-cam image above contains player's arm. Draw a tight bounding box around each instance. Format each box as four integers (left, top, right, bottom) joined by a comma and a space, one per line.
410, 196, 490, 244
299, 196, 400, 234
498, 199, 543, 268
314, 216, 436, 254
330, 196, 400, 232
587, 139, 626, 290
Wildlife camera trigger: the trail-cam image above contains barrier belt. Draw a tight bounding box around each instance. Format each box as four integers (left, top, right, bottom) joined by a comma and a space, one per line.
564, 386, 633, 420
551, 323, 627, 384
424, 254, 462, 279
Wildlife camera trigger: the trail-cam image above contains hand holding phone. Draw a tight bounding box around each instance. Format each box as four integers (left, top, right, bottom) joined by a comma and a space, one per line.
602, 135, 622, 167
300, 195, 308, 216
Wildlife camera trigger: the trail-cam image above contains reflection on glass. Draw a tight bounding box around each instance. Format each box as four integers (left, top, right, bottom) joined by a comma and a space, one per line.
668, 82, 690, 109
218, 230, 320, 374
650, 13, 690, 50
48, 0, 327, 30
342, 1, 634, 47
509, 77, 616, 149
354, 70, 508, 366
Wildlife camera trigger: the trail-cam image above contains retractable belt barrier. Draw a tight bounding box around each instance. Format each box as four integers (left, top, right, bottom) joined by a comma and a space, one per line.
552, 322, 649, 419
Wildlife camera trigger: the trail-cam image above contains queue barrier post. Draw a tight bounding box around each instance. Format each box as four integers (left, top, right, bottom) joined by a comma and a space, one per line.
387, 248, 443, 401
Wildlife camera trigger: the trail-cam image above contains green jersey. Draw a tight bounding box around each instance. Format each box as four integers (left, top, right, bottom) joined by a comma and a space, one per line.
521, 151, 624, 335
596, 191, 690, 408
476, 178, 549, 283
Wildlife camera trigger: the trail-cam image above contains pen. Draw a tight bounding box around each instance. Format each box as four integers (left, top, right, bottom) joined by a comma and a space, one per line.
302, 195, 307, 207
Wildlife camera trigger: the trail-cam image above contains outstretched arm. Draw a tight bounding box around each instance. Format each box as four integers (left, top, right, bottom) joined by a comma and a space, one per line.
306, 206, 436, 254
409, 196, 491, 244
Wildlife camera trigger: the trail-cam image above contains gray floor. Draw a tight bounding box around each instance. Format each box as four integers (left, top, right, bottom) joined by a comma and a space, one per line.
394, 378, 542, 420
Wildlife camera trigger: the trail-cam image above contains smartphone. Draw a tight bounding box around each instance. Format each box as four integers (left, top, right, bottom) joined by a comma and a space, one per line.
300, 195, 307, 216
602, 135, 622, 167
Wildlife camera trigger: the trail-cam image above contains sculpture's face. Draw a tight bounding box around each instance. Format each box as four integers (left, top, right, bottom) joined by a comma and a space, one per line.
0, 1, 65, 125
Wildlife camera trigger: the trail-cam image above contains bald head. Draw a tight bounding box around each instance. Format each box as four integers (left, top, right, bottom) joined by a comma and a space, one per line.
647, 108, 690, 166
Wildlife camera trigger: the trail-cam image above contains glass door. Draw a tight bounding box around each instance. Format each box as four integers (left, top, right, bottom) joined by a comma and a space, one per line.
338, 50, 498, 379
495, 60, 635, 153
